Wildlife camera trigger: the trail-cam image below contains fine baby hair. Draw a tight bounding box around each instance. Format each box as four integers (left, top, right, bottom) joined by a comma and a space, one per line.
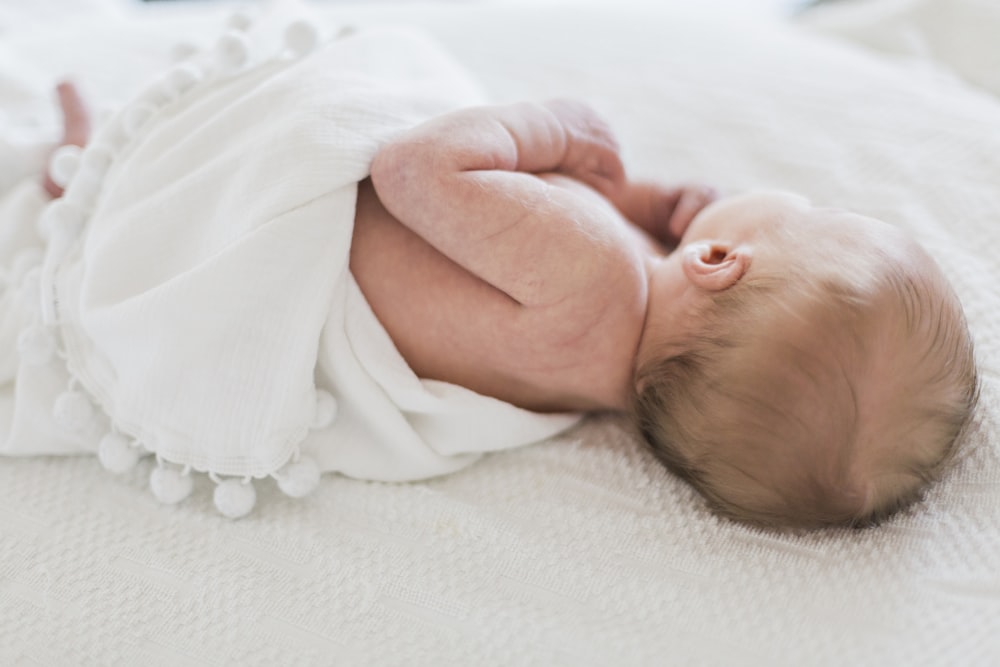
630, 195, 979, 529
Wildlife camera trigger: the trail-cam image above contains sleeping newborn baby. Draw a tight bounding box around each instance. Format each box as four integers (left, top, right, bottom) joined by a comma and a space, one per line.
7, 25, 977, 527
358, 99, 979, 528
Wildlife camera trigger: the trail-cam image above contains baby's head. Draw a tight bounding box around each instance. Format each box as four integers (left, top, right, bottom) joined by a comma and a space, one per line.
630, 192, 978, 528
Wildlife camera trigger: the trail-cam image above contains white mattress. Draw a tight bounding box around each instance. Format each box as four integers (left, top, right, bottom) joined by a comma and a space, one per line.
1, 1, 998, 664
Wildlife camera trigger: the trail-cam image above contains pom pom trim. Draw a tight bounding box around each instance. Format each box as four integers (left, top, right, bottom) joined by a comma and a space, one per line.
32, 14, 353, 518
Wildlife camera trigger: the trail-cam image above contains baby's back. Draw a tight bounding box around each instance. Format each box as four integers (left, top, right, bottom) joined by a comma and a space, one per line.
349, 176, 648, 413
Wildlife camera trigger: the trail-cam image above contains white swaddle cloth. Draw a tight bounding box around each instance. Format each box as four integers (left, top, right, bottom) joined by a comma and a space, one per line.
0, 16, 579, 517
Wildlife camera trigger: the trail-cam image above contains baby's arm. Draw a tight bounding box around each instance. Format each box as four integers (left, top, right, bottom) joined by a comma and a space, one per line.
371, 101, 634, 307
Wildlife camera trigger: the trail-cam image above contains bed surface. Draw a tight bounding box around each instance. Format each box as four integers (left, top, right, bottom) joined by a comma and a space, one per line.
1, 2, 998, 664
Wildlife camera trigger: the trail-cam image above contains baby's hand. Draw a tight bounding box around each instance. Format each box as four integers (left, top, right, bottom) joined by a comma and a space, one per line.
42, 81, 91, 199
615, 181, 718, 247
542, 99, 626, 200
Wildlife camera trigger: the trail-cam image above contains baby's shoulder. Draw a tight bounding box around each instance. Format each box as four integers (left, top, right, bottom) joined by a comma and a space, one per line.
351, 176, 647, 410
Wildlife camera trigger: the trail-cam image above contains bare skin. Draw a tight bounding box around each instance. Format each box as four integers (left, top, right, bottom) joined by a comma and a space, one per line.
42, 82, 90, 199
354, 101, 716, 413
357, 101, 933, 416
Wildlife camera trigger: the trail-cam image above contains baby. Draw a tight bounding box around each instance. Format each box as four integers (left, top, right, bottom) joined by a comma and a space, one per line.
44, 87, 979, 528
357, 99, 979, 529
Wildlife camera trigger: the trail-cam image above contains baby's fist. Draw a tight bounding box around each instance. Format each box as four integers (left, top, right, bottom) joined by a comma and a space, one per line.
543, 99, 626, 199
660, 183, 718, 242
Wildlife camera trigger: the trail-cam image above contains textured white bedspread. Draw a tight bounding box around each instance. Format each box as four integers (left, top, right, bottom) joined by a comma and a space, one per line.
1, 2, 998, 665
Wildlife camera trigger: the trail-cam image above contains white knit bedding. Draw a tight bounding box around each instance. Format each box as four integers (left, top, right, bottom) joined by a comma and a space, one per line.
1, 1, 998, 665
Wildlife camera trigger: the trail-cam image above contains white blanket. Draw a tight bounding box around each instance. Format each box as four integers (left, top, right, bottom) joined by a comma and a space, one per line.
0, 18, 577, 515
1, 1, 998, 665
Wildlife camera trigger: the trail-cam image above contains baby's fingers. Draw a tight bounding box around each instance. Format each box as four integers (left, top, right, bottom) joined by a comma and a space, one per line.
543, 98, 626, 193
667, 185, 718, 241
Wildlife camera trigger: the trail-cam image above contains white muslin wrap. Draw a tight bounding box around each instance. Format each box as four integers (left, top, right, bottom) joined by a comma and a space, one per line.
0, 20, 579, 515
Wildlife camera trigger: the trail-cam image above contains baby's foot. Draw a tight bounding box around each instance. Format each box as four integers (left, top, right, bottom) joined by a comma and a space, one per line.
42, 81, 91, 199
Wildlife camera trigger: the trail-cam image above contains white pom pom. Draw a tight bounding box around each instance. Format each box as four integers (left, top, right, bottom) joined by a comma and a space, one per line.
53, 390, 94, 431
37, 200, 85, 241
313, 390, 338, 429
136, 85, 171, 110
150, 466, 193, 505
18, 267, 41, 312
17, 324, 56, 365
171, 41, 199, 63
284, 20, 319, 57
227, 10, 253, 32
61, 144, 110, 210
277, 456, 320, 498
123, 103, 156, 138
214, 479, 256, 519
165, 63, 202, 97
80, 144, 113, 180
98, 432, 141, 473
215, 30, 250, 73
49, 145, 82, 189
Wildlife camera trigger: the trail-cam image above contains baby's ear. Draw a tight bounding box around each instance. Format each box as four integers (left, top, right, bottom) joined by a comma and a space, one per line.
681, 241, 751, 291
